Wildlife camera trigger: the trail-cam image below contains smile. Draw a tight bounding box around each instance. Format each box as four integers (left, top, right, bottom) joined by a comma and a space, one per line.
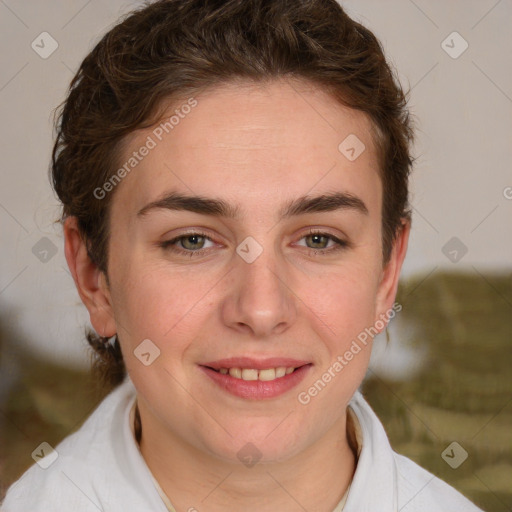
200, 361, 312, 400
213, 366, 297, 381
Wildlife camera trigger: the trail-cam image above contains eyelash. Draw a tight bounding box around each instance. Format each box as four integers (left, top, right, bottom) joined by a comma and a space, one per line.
159, 229, 348, 257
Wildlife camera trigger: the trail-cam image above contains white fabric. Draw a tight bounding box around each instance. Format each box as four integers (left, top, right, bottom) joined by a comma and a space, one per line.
1, 377, 483, 512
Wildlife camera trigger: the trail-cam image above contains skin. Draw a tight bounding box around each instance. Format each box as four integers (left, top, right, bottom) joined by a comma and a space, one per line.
64, 78, 409, 512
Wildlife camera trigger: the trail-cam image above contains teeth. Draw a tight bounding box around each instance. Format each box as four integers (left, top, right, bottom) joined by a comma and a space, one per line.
241, 368, 258, 381
218, 366, 297, 381
229, 368, 242, 379
275, 367, 286, 378
258, 368, 276, 381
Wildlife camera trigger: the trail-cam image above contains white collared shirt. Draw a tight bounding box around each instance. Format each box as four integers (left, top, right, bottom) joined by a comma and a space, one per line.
1, 377, 483, 511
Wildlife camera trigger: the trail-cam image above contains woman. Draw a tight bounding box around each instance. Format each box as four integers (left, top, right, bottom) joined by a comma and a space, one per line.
2, 0, 483, 510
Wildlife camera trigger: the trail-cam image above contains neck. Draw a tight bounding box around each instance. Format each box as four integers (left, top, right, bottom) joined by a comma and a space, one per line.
136, 403, 357, 512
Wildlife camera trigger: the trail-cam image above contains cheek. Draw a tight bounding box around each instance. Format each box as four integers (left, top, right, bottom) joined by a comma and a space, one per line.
293, 270, 380, 435
115, 275, 182, 336
300, 263, 381, 345
109, 267, 201, 398
109, 259, 220, 359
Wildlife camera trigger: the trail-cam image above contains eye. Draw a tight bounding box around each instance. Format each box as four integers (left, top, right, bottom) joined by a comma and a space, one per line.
159, 229, 349, 258
296, 230, 348, 254
159, 231, 215, 256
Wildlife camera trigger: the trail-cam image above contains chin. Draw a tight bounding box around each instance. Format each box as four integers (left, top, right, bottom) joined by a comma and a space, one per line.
201, 424, 307, 466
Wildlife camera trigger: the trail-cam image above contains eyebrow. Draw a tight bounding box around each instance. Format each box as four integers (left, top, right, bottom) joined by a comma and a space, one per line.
137, 191, 368, 220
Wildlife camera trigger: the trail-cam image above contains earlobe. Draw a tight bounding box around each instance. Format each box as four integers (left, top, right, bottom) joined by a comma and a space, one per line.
375, 220, 410, 323
63, 216, 117, 338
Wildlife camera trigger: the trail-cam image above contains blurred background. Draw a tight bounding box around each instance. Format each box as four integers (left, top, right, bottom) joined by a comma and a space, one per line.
0, 0, 511, 510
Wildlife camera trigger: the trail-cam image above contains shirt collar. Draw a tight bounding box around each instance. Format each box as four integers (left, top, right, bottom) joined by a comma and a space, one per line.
342, 390, 399, 511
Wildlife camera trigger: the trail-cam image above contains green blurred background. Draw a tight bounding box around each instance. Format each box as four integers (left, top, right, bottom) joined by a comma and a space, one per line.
1, 271, 511, 511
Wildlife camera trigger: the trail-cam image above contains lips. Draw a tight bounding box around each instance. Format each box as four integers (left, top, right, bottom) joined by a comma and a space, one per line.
199, 357, 312, 399
202, 357, 310, 371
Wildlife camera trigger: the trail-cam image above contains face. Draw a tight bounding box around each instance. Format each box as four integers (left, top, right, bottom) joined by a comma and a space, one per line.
68, 79, 408, 465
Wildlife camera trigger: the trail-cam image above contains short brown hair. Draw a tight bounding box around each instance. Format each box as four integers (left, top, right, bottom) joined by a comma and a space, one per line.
51, 0, 414, 387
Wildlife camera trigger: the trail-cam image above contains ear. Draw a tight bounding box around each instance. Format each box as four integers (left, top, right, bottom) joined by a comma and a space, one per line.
374, 219, 410, 322
63, 216, 116, 338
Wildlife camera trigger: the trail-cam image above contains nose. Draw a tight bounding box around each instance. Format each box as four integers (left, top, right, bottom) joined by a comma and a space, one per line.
220, 246, 298, 338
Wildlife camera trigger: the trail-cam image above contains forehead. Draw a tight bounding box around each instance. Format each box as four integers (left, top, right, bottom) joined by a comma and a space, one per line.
113, 79, 381, 217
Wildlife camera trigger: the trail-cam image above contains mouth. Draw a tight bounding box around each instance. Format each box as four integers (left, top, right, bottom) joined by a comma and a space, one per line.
199, 358, 312, 399
207, 365, 300, 381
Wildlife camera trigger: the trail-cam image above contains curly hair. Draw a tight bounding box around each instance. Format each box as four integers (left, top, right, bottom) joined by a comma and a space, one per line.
51, 0, 414, 387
